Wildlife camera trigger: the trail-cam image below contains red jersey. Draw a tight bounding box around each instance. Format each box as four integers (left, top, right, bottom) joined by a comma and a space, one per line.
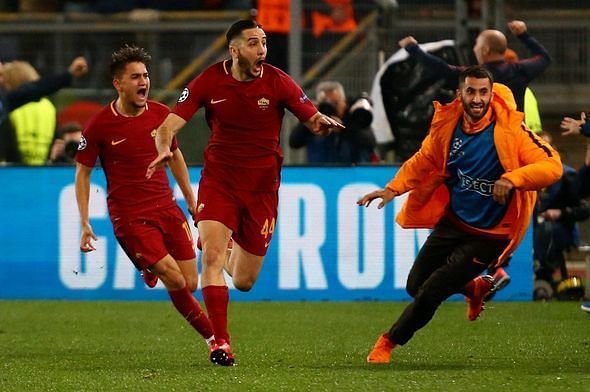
173, 60, 317, 191
75, 100, 179, 218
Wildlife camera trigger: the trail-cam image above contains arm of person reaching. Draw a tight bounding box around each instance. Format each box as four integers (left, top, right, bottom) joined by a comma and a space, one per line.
508, 20, 551, 79
168, 147, 197, 217
75, 162, 98, 253
303, 111, 345, 136
357, 127, 441, 209
5, 57, 88, 112
500, 127, 562, 194
561, 112, 590, 137
399, 36, 462, 80
146, 112, 187, 179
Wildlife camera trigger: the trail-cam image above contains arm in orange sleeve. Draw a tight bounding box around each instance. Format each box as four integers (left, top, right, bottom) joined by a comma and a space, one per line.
501, 125, 562, 190
385, 130, 442, 195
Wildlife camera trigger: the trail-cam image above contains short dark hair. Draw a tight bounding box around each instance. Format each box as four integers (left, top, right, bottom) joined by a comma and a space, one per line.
459, 65, 493, 87
110, 45, 151, 78
226, 19, 262, 46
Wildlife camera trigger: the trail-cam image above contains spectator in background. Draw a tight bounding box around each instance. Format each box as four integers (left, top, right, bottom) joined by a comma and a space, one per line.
533, 132, 590, 292
311, 0, 357, 39
289, 80, 376, 164
561, 111, 590, 138
0, 57, 88, 165
256, 0, 290, 71
504, 48, 542, 133
0, 56, 87, 125
48, 122, 82, 164
0, 61, 56, 165
561, 111, 590, 198
560, 110, 590, 312
398, 20, 550, 112
303, 0, 357, 72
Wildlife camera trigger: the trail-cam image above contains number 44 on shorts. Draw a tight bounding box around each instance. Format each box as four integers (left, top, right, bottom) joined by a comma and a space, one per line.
261, 218, 275, 247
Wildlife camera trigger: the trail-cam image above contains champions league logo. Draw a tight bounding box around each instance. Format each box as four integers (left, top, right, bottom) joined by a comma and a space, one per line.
178, 88, 189, 103
449, 137, 464, 158
77, 136, 87, 151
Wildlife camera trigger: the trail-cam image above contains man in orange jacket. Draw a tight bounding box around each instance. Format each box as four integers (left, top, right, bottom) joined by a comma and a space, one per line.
358, 66, 562, 364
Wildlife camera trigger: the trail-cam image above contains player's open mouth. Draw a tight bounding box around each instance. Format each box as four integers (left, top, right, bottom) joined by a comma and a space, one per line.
137, 88, 147, 98
470, 104, 484, 113
253, 59, 264, 72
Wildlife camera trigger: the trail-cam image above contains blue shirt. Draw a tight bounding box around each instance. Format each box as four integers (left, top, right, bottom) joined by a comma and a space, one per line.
446, 121, 508, 228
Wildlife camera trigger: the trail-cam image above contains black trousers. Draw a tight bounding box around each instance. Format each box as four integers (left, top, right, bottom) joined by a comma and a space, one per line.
388, 218, 509, 345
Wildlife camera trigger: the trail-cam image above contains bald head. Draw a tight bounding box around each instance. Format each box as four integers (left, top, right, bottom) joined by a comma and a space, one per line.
473, 29, 507, 64
480, 30, 507, 54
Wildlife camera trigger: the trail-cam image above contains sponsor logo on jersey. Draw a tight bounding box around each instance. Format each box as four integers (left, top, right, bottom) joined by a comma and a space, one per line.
210, 98, 227, 104
178, 87, 189, 103
111, 138, 127, 146
457, 169, 495, 196
299, 94, 309, 103
151, 129, 157, 138
197, 203, 205, 213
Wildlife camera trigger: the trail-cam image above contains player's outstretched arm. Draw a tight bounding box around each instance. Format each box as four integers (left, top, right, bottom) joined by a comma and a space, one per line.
304, 111, 345, 136
146, 113, 187, 179
169, 148, 197, 216
357, 187, 397, 209
75, 163, 98, 252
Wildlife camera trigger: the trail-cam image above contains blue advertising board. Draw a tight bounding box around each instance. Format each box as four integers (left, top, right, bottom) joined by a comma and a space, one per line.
0, 166, 533, 301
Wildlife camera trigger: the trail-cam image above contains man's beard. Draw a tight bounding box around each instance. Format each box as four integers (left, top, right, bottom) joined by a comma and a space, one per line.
237, 53, 256, 79
462, 99, 490, 121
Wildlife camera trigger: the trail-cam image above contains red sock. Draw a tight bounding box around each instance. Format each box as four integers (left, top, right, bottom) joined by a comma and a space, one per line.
168, 286, 214, 340
202, 285, 230, 344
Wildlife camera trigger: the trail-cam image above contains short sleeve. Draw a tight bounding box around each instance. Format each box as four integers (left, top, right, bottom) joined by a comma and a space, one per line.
75, 123, 100, 167
279, 73, 317, 122
173, 72, 207, 121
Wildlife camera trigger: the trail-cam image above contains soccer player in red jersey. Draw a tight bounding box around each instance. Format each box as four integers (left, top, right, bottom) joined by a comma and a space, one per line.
146, 20, 343, 365
74, 45, 230, 366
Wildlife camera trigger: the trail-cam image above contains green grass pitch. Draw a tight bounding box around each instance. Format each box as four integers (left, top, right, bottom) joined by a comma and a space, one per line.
0, 301, 588, 391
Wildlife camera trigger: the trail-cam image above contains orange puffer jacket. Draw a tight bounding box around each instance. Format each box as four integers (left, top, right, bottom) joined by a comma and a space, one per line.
386, 83, 562, 265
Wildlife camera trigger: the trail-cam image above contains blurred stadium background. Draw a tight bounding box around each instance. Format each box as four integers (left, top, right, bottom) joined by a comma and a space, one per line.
0, 1, 588, 162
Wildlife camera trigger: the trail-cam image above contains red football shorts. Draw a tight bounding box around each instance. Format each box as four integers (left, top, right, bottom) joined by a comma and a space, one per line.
195, 177, 278, 256
113, 205, 195, 270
